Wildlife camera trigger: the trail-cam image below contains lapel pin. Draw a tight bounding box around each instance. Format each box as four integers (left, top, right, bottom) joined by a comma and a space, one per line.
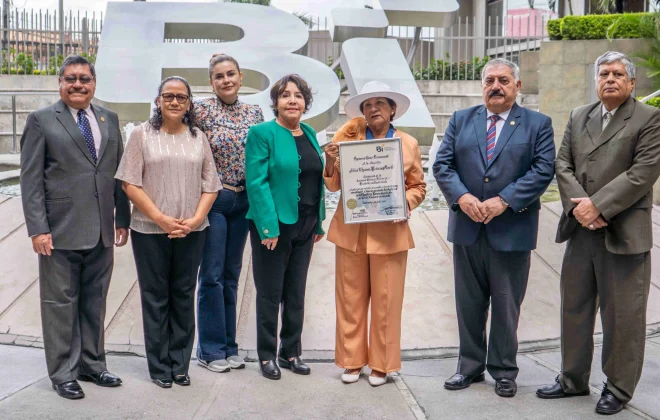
510, 121, 515, 125
100, 117, 105, 122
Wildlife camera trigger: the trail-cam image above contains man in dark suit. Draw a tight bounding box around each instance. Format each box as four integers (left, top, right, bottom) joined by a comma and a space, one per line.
20, 55, 130, 400
536, 52, 660, 415
433, 58, 555, 398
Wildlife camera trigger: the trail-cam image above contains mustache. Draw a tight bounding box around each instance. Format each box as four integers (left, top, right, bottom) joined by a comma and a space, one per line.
68, 88, 88, 94
489, 90, 505, 97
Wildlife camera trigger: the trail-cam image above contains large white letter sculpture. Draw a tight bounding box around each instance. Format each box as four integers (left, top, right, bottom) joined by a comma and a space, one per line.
95, 1, 459, 144
95, 2, 340, 130
332, 1, 459, 143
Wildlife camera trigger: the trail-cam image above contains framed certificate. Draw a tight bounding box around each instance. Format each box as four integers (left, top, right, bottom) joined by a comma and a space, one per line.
339, 137, 408, 224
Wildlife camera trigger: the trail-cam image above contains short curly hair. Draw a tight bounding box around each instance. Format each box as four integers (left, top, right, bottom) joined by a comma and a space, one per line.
270, 74, 313, 117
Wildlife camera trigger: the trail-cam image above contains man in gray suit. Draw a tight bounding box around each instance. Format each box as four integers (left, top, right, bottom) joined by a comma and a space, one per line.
536, 52, 660, 415
20, 55, 130, 400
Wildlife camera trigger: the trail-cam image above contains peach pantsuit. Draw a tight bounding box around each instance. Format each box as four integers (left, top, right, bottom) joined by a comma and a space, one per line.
325, 118, 426, 373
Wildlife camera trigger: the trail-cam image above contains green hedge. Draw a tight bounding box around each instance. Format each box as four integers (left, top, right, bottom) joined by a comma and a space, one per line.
547, 13, 655, 41
644, 97, 660, 109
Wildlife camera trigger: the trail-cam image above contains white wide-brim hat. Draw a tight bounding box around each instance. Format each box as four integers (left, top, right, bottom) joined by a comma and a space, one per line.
344, 81, 411, 121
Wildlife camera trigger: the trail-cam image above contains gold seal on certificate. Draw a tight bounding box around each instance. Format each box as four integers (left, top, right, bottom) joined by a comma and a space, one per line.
338, 137, 408, 224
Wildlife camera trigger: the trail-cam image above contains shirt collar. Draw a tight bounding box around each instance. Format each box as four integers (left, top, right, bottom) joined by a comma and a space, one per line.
486, 107, 511, 121
366, 123, 396, 140
69, 104, 93, 118
602, 104, 619, 117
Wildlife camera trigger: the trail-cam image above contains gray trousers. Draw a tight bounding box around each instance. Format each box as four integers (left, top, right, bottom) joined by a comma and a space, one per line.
39, 240, 113, 385
559, 228, 650, 403
453, 228, 531, 380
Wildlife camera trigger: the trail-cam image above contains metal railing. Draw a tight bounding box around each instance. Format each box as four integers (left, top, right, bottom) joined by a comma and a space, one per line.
0, 7, 102, 75
641, 89, 660, 103
1, 6, 553, 80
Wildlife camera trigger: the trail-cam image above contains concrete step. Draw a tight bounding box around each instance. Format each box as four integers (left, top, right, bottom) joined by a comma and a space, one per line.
0, 92, 60, 111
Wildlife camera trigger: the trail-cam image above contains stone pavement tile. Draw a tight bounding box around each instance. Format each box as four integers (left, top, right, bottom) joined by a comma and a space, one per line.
650, 337, 660, 346
195, 363, 416, 420
0, 334, 17, 344
0, 280, 41, 337
422, 210, 565, 343
542, 201, 563, 218
0, 195, 10, 205
103, 241, 138, 330
533, 207, 564, 275
0, 350, 415, 420
104, 281, 143, 346
0, 197, 24, 241
0, 345, 47, 402
401, 357, 640, 420
0, 226, 38, 316
530, 342, 660, 419
242, 211, 461, 352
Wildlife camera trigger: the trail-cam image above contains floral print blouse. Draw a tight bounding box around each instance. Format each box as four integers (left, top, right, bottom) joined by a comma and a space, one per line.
195, 97, 264, 186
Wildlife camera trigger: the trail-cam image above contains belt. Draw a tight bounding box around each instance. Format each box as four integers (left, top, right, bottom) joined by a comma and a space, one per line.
222, 183, 245, 193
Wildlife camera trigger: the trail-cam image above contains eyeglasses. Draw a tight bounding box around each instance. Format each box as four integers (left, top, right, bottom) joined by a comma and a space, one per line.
61, 75, 94, 85
161, 93, 190, 103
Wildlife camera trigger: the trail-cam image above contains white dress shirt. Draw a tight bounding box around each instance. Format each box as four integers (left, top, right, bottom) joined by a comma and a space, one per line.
486, 107, 512, 146
69, 105, 101, 155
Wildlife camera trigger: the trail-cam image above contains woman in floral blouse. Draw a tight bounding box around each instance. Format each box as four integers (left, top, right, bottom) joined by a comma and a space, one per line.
195, 54, 264, 373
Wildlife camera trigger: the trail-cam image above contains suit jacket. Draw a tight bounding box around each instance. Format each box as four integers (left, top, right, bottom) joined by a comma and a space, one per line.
555, 96, 660, 254
324, 118, 426, 255
245, 119, 326, 241
20, 100, 130, 250
433, 102, 555, 252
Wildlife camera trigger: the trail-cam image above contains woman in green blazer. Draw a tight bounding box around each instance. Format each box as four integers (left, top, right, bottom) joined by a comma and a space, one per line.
245, 74, 325, 380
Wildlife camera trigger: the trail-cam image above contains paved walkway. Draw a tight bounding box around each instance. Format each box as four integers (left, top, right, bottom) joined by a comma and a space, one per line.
1, 195, 660, 418
0, 339, 659, 419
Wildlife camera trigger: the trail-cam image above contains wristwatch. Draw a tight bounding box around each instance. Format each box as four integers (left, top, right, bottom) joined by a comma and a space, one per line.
499, 197, 509, 207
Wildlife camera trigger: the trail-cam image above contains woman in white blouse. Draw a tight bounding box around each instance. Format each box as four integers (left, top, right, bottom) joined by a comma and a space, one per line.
115, 76, 221, 389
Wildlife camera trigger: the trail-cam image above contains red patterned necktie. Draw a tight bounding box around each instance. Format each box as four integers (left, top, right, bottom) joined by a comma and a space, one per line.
486, 115, 500, 162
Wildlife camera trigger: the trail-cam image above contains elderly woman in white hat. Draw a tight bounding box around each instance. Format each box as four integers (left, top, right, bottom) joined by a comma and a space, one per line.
324, 81, 426, 386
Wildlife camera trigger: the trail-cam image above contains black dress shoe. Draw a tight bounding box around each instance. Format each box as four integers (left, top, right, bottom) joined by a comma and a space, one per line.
444, 373, 485, 390
52, 380, 85, 400
153, 378, 173, 388
77, 370, 122, 387
495, 378, 517, 397
536, 376, 591, 399
260, 360, 281, 380
278, 356, 311, 375
173, 374, 191, 386
596, 384, 624, 415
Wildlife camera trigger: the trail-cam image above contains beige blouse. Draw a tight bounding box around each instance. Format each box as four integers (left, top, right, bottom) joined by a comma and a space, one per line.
115, 122, 222, 234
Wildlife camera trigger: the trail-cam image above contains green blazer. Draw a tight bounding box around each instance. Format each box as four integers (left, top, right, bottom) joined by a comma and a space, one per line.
245, 119, 326, 240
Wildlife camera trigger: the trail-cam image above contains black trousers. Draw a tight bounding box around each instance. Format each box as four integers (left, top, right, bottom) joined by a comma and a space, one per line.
39, 239, 113, 385
131, 229, 206, 380
453, 228, 531, 380
249, 213, 318, 361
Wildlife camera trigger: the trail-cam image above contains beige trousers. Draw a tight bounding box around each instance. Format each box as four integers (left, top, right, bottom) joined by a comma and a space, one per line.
334, 227, 408, 373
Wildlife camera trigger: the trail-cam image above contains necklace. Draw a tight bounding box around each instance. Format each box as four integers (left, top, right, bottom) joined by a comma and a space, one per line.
277, 118, 301, 132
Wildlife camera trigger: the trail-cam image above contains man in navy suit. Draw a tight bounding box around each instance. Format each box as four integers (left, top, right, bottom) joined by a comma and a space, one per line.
433, 58, 555, 398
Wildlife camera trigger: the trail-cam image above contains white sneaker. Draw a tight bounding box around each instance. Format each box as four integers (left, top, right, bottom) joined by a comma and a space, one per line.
226, 355, 246, 369
368, 373, 388, 387
197, 359, 230, 373
341, 368, 363, 384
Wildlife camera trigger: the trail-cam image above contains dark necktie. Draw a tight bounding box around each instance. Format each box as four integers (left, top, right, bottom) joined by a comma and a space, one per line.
486, 114, 501, 162
77, 109, 98, 164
